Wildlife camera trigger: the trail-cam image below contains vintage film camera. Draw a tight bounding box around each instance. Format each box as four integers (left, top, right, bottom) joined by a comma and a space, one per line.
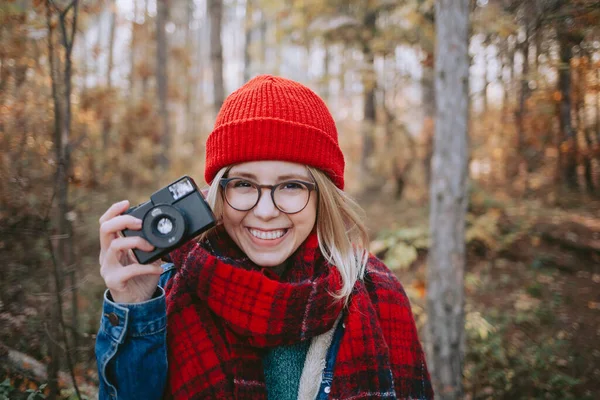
121, 176, 216, 264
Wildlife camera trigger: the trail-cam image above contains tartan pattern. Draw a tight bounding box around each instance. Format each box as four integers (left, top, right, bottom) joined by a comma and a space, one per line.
163, 228, 433, 399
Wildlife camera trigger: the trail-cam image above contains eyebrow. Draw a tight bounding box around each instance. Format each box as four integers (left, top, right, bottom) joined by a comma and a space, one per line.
229, 171, 312, 181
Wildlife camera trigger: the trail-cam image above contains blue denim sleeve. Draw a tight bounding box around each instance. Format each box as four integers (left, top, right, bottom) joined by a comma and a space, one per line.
95, 263, 175, 400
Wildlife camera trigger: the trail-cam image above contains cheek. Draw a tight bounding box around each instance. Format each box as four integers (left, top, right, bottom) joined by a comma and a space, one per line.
222, 206, 245, 234
293, 200, 317, 236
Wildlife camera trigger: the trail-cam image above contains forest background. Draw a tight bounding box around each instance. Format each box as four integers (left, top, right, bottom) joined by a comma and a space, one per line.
1, 0, 600, 399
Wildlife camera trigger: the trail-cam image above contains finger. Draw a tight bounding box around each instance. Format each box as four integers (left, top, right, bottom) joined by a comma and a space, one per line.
99, 215, 143, 252
117, 264, 164, 282
109, 264, 164, 287
104, 263, 163, 290
200, 187, 209, 199
99, 250, 105, 267
104, 236, 155, 266
149, 259, 163, 268
99, 200, 130, 225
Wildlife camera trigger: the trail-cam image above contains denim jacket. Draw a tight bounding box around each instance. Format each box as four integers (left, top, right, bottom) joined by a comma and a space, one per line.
95, 263, 343, 400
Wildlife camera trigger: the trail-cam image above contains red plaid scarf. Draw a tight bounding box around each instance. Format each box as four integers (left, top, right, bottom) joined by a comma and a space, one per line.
164, 228, 433, 399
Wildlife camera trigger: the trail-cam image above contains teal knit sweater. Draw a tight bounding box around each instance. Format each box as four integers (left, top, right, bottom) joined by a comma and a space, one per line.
262, 340, 311, 400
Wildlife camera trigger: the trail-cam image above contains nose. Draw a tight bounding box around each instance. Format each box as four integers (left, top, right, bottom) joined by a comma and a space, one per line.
253, 189, 280, 219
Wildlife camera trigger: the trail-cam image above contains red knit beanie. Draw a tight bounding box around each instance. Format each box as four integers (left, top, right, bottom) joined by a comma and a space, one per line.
205, 75, 345, 189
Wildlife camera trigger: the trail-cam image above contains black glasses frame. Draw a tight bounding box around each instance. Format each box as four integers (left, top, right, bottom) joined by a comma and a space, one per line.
219, 177, 317, 214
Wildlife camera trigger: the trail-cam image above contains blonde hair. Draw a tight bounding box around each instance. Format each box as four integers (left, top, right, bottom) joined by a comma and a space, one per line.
199, 166, 370, 302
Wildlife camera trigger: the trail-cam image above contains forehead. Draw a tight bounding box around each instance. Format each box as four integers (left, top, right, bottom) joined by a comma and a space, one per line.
228, 161, 310, 180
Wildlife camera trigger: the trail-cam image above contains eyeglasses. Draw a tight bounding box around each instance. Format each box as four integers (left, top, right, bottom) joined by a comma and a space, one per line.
219, 178, 317, 214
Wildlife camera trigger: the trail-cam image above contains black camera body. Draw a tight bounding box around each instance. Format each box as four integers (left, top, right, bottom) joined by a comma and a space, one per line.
121, 176, 216, 264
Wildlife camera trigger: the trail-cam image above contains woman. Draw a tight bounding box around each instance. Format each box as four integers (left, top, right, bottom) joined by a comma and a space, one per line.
96, 75, 433, 399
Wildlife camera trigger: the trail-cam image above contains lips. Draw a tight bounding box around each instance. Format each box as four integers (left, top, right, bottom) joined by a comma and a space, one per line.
248, 228, 288, 240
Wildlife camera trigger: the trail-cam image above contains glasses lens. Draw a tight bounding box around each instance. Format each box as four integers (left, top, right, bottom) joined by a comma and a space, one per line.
273, 182, 310, 213
224, 179, 259, 211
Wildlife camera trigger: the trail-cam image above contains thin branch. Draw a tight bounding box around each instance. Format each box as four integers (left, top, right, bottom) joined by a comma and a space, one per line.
43, 322, 66, 352
541, 3, 600, 23
48, 0, 77, 17
46, 234, 82, 400
69, 131, 88, 151
67, 1, 79, 57
56, 0, 79, 56
60, 0, 77, 19
48, 0, 62, 14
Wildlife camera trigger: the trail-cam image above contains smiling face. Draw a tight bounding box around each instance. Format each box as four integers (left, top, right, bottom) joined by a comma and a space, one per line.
221, 161, 318, 268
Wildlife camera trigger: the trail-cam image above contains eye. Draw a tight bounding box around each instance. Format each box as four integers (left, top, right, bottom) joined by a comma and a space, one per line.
232, 179, 253, 188
280, 181, 305, 191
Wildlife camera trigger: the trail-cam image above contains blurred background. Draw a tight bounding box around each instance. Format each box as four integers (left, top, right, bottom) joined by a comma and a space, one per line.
1, 0, 599, 399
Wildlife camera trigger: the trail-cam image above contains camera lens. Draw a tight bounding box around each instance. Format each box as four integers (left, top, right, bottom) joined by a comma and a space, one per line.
156, 217, 174, 235
142, 204, 186, 248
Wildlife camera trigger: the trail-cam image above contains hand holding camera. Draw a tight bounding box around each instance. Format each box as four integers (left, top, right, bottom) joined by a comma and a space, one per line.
98, 176, 216, 303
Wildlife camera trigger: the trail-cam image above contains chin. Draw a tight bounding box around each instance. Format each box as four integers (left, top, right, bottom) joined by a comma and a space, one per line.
248, 254, 287, 268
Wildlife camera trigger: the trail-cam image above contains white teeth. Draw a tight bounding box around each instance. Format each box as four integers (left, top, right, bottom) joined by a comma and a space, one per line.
249, 228, 286, 240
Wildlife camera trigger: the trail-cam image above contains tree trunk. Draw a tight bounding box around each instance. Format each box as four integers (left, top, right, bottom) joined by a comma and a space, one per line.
103, 0, 116, 152
258, 10, 267, 69
46, 1, 82, 398
498, 48, 505, 119
193, 0, 207, 134
81, 23, 88, 96
427, 1, 470, 399
515, 27, 529, 169
184, 0, 194, 140
45, 5, 61, 397
557, 26, 577, 189
129, 0, 138, 97
244, 0, 252, 82
422, 52, 435, 185
0, 27, 5, 96
597, 67, 600, 145
59, 0, 79, 377
576, 57, 594, 194
322, 44, 330, 102
107, 1, 116, 88
596, 67, 600, 190
502, 41, 515, 123
482, 35, 490, 114
360, 10, 377, 180
209, 0, 225, 111
534, 29, 541, 72
273, 13, 282, 76
95, 11, 103, 86
583, 129, 594, 193
142, 0, 150, 95
156, 0, 170, 168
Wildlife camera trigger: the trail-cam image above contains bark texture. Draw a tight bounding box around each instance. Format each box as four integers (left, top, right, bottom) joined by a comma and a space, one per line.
209, 0, 224, 111
360, 10, 377, 178
557, 20, 576, 188
103, 0, 116, 152
516, 24, 529, 160
156, 0, 170, 168
243, 0, 252, 82
427, 0, 470, 399
46, 1, 81, 397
